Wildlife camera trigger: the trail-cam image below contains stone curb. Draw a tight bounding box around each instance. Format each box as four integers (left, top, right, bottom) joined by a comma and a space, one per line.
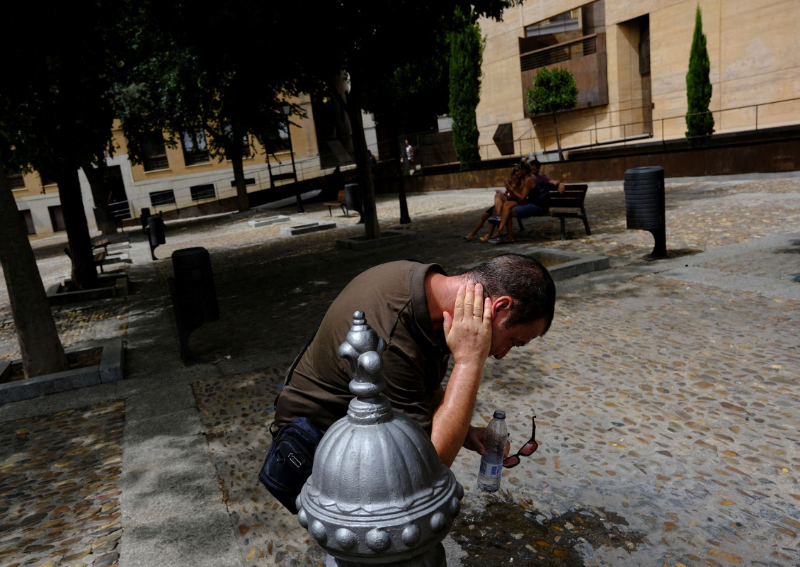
335, 229, 419, 250
47, 273, 129, 306
456, 247, 610, 282
281, 221, 338, 236
0, 339, 125, 405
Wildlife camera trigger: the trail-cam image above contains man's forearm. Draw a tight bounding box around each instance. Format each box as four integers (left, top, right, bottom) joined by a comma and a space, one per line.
431, 362, 483, 466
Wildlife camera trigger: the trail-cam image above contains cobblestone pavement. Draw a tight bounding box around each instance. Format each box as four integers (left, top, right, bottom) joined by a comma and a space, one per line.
1, 175, 799, 567
0, 401, 124, 567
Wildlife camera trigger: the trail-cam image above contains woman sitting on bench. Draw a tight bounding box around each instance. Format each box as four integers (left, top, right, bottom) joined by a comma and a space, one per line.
463, 161, 529, 242
488, 159, 565, 244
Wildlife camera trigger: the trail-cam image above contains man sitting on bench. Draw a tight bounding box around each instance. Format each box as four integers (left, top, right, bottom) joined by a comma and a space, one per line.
488, 159, 565, 244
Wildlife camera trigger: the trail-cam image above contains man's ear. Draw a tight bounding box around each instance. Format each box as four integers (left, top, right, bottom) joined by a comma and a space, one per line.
492, 296, 513, 316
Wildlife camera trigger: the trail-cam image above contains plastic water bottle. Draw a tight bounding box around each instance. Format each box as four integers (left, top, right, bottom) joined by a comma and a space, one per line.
477, 410, 507, 492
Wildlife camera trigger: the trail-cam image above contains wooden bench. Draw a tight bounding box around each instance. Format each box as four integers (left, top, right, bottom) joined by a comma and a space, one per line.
64, 246, 109, 274
93, 250, 108, 273
322, 190, 349, 217
516, 184, 591, 241
92, 238, 111, 254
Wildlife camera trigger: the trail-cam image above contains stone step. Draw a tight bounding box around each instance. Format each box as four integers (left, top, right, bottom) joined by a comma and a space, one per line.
248, 215, 291, 228
281, 222, 337, 236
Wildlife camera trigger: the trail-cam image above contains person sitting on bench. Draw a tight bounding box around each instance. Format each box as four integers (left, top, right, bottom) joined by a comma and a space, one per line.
488, 159, 565, 244
464, 161, 528, 242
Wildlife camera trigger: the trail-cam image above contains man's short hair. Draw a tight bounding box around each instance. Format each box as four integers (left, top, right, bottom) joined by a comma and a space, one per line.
530, 158, 542, 169
462, 254, 556, 334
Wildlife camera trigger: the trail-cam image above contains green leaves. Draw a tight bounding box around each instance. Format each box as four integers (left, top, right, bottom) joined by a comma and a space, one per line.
526, 67, 578, 116
449, 7, 485, 171
685, 4, 714, 145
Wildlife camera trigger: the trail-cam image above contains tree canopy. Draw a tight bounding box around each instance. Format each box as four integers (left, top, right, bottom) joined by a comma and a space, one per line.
113, 0, 300, 212
0, 0, 127, 288
293, 0, 518, 237
527, 67, 578, 161
449, 7, 486, 171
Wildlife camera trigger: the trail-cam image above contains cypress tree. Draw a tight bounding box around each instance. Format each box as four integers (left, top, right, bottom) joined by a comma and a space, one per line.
685, 5, 714, 145
448, 8, 485, 171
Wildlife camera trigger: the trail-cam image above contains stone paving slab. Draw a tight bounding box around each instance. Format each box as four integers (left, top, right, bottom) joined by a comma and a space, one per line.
0, 401, 124, 567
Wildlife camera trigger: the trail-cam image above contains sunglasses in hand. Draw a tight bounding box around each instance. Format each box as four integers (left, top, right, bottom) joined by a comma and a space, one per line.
502, 415, 538, 469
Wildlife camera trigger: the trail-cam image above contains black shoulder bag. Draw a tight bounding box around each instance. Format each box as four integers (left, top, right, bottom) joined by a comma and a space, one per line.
258, 331, 322, 514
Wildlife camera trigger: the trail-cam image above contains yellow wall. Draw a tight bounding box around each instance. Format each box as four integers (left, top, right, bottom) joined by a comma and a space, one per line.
127, 94, 319, 182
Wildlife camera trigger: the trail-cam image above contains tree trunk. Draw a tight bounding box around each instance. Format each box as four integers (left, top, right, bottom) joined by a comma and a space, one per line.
82, 164, 118, 236
58, 166, 98, 289
344, 86, 380, 240
386, 120, 411, 224
229, 141, 250, 212
553, 112, 564, 161
0, 168, 68, 378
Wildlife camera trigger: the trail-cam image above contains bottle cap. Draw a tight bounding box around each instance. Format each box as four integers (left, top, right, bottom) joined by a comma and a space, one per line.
493, 410, 506, 420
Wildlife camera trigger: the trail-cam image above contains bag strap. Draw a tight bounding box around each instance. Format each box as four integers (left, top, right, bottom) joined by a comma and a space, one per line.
273, 328, 318, 411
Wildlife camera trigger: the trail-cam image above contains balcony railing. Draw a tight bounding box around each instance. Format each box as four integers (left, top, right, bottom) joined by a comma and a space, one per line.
520, 34, 597, 72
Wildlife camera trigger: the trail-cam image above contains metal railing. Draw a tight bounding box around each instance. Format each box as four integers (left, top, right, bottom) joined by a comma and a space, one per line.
409, 95, 800, 168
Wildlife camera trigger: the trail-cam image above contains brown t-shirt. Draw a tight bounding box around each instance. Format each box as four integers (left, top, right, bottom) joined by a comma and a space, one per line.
274, 261, 450, 434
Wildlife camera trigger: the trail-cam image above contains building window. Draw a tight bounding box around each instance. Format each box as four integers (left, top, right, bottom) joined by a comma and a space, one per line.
48, 205, 66, 232
6, 170, 25, 190
143, 136, 170, 171
278, 123, 289, 147
190, 184, 216, 201
20, 210, 35, 235
149, 190, 176, 207
182, 129, 210, 166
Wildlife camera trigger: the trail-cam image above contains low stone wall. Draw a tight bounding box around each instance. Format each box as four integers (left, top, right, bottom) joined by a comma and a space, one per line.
398, 136, 800, 192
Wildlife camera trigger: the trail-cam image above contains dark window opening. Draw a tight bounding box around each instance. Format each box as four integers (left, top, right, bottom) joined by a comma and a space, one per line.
229, 178, 255, 187
20, 210, 35, 235
48, 205, 66, 232
143, 136, 170, 171
191, 184, 216, 201
149, 190, 176, 207
182, 129, 210, 166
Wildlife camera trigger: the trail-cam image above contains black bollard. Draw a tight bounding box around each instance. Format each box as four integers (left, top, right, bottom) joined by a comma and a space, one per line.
169, 247, 220, 362
140, 207, 151, 235
147, 215, 166, 260
623, 166, 667, 258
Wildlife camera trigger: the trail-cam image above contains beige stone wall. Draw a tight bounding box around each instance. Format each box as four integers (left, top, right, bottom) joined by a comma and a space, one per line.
477, 0, 800, 156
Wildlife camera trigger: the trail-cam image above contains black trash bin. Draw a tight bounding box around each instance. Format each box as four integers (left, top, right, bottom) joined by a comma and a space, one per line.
170, 247, 219, 361
624, 166, 666, 258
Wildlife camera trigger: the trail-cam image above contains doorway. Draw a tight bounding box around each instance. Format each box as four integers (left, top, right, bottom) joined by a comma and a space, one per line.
20, 210, 35, 235
104, 165, 131, 226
